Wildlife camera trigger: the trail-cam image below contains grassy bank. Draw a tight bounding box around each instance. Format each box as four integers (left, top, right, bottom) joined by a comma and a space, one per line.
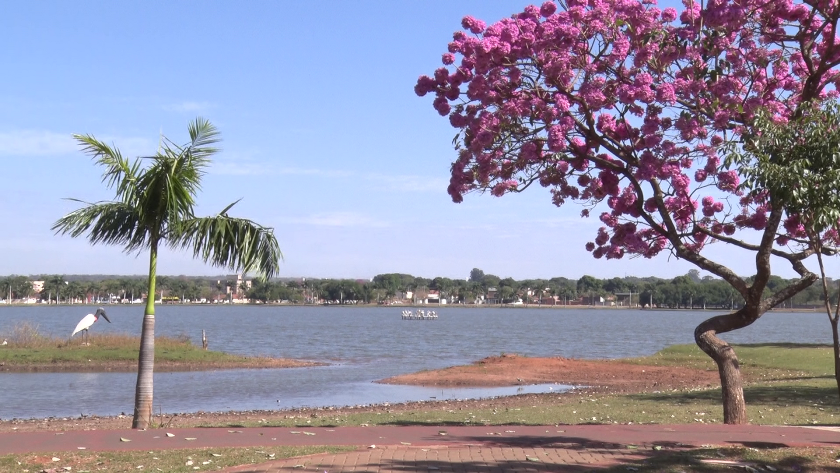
0, 322, 317, 371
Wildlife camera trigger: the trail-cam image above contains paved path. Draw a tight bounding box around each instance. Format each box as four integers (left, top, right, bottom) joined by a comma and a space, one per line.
2, 424, 838, 472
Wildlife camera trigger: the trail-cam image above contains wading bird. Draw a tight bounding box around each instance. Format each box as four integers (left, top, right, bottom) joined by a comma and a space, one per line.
71, 307, 111, 345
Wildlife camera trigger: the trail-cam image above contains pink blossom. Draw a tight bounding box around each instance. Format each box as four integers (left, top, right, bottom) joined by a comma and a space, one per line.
433, 96, 450, 116
461, 16, 486, 34
491, 179, 518, 196
420, 0, 840, 266
716, 170, 740, 191
595, 228, 609, 246
434, 67, 449, 84
414, 75, 436, 97
540, 1, 557, 17
548, 125, 566, 151
783, 215, 806, 238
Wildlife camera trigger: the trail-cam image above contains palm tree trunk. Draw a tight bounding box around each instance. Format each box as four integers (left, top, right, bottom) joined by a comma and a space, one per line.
132, 243, 158, 429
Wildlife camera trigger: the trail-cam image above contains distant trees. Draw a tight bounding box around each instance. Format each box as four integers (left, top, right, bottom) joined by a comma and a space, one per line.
576, 276, 602, 305
247, 279, 301, 303
40, 275, 66, 304
4, 270, 838, 308
0, 276, 32, 301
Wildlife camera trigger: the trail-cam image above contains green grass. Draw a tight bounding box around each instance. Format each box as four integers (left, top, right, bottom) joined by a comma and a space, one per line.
0, 333, 253, 365
0, 445, 354, 473
203, 382, 838, 429
0, 321, 261, 367
634, 342, 835, 378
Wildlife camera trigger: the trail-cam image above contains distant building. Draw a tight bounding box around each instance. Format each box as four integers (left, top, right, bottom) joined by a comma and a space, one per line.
31, 280, 44, 293
217, 274, 252, 300
485, 287, 499, 304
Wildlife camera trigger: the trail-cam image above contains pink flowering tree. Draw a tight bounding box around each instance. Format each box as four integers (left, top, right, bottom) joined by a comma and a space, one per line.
417, 0, 840, 424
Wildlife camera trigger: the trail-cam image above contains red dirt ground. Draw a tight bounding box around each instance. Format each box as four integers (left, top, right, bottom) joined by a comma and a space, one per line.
379, 353, 720, 394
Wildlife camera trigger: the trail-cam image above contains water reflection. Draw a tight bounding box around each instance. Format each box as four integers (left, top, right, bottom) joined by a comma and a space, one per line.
1, 367, 569, 419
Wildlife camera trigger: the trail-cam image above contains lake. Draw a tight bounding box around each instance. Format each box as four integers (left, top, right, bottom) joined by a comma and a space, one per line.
0, 305, 830, 419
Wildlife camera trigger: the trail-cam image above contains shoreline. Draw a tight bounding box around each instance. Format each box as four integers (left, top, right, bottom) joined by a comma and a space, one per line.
0, 353, 721, 431
0, 357, 323, 373
0, 303, 819, 311
0, 389, 582, 431
0, 346, 826, 431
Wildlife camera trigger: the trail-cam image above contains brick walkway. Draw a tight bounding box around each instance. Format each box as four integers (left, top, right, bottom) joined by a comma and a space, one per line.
224, 444, 653, 472
2, 424, 838, 472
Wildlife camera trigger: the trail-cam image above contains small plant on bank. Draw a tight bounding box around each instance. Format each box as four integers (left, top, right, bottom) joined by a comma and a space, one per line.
3, 321, 53, 349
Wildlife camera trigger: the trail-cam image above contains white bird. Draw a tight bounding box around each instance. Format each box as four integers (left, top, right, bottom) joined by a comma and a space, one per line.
71, 307, 111, 345
1, 339, 7, 346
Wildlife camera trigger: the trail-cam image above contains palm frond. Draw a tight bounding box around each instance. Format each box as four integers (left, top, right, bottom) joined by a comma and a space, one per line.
161, 117, 219, 174
172, 213, 283, 279
52, 201, 149, 252
186, 117, 221, 159
72, 135, 141, 200
152, 118, 220, 204
132, 151, 200, 232
219, 198, 242, 215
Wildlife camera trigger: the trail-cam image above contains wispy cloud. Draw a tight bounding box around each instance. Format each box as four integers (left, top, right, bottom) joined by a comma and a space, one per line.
369, 173, 449, 192
529, 215, 595, 228
163, 101, 216, 113
211, 161, 273, 176
210, 159, 353, 178
281, 212, 390, 228
0, 130, 76, 156
0, 129, 156, 159
277, 167, 352, 177
100, 136, 156, 159
208, 156, 446, 192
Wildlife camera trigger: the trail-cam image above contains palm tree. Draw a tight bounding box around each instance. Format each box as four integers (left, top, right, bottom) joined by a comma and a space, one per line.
52, 118, 282, 429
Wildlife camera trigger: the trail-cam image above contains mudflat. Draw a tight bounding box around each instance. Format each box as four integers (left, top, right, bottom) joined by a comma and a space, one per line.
379, 353, 720, 392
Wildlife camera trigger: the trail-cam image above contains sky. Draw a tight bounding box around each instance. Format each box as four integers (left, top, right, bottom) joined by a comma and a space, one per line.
1, 1, 835, 282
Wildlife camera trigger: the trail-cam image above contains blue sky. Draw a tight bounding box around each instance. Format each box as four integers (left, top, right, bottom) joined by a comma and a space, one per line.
0, 1, 829, 281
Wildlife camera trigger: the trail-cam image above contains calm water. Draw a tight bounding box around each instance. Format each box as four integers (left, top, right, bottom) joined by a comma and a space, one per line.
0, 305, 830, 419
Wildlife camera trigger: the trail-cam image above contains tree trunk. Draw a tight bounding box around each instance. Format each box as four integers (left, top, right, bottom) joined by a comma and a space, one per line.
695, 311, 758, 425
132, 244, 158, 429
832, 316, 840, 402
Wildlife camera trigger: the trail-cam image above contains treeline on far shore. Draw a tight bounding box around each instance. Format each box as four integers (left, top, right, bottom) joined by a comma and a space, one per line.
1, 268, 835, 310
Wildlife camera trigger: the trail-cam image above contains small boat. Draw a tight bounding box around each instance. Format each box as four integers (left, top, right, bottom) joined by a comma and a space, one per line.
401, 309, 438, 320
